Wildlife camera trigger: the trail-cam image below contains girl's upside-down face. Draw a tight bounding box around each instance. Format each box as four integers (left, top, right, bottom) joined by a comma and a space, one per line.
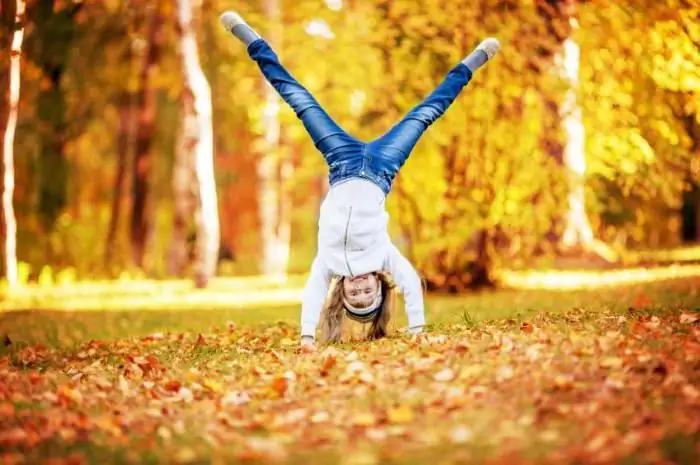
342, 273, 379, 308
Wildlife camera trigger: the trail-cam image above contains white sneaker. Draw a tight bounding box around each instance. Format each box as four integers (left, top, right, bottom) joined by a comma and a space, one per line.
476, 38, 501, 60
219, 11, 246, 32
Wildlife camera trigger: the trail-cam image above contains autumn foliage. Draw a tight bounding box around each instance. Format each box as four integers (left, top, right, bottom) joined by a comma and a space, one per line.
0, 0, 697, 287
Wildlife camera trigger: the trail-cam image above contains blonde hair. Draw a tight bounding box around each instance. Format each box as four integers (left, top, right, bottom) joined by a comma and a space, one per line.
320, 272, 396, 343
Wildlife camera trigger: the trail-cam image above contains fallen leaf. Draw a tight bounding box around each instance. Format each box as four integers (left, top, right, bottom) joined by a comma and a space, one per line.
57, 385, 83, 405
222, 391, 251, 407
0, 403, 15, 418
310, 411, 330, 423
321, 354, 337, 376
203, 379, 223, 393
0, 428, 26, 447
93, 376, 112, 390
351, 412, 376, 427
386, 404, 414, 424
270, 376, 289, 397
600, 356, 623, 369
682, 384, 700, 400
449, 425, 473, 444
434, 368, 455, 382
164, 379, 182, 392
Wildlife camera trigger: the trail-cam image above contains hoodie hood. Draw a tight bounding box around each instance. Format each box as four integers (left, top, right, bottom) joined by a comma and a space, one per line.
317, 192, 390, 277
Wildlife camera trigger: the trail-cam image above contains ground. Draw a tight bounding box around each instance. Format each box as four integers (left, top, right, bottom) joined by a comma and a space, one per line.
0, 277, 699, 464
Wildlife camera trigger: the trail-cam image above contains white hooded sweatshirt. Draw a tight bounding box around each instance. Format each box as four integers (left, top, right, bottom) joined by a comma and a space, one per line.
300, 178, 426, 339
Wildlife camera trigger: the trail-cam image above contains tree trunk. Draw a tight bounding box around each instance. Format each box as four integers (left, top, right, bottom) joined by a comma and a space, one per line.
536, 0, 611, 259
696, 199, 700, 243
168, 98, 195, 276
105, 91, 133, 268
176, 0, 220, 287
1, 0, 25, 287
130, 4, 164, 269
469, 228, 495, 290
558, 33, 594, 248
258, 0, 291, 280
30, 0, 80, 237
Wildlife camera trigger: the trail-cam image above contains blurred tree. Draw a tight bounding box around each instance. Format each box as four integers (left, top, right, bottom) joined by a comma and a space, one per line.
3, 0, 698, 280
175, 0, 220, 287
579, 1, 698, 249
22, 0, 83, 245
257, 0, 292, 280
366, 0, 565, 291
130, 1, 166, 269
1, 0, 26, 287
532, 0, 618, 261
105, 2, 139, 269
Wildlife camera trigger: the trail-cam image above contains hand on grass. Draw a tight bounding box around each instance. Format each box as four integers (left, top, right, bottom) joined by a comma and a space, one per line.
300, 336, 317, 353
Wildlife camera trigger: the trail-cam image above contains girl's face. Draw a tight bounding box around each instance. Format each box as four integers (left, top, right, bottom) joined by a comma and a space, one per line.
342, 273, 379, 308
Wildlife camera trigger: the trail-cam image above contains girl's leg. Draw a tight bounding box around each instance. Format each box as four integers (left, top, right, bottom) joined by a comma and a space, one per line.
220, 12, 358, 157
370, 38, 500, 172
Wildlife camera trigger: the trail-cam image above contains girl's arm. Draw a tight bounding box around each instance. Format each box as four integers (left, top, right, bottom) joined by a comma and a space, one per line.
300, 256, 332, 341
385, 244, 425, 334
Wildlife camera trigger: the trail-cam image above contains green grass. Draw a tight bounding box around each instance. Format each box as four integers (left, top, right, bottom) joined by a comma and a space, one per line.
1, 276, 699, 351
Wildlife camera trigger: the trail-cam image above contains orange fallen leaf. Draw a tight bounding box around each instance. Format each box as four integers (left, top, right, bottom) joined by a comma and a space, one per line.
453, 342, 470, 354
0, 403, 15, 418
164, 379, 182, 392
0, 428, 26, 447
321, 355, 337, 376
682, 384, 700, 400
633, 293, 653, 308
0, 453, 24, 465
552, 375, 574, 390
270, 376, 289, 397
57, 385, 83, 405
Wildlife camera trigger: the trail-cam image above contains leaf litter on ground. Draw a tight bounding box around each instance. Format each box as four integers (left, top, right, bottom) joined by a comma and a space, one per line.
0, 301, 699, 464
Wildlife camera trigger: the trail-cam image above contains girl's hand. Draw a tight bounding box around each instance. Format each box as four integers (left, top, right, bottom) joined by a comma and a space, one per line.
300, 336, 317, 353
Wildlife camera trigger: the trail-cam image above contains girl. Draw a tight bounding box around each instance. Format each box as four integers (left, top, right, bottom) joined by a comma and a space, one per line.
220, 11, 500, 349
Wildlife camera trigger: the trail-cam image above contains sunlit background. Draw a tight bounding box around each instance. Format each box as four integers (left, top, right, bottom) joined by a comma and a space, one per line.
1, 0, 699, 297
1, 3, 700, 463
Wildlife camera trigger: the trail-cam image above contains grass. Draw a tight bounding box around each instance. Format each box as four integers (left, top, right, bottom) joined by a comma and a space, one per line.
0, 276, 699, 464
2, 275, 699, 351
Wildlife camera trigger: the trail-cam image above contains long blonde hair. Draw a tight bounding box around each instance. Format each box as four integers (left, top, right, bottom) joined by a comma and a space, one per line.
320, 272, 396, 343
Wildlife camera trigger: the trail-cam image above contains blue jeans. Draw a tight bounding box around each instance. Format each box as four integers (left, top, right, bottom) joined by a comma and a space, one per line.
248, 39, 473, 195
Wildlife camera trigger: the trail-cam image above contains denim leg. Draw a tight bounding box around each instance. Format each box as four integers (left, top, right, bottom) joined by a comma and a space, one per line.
370, 63, 473, 173
247, 39, 359, 158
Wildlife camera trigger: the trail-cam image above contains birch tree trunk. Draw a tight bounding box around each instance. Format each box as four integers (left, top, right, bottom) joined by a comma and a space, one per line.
558, 28, 594, 249
176, 0, 220, 287
537, 0, 614, 259
259, 0, 291, 280
1, 0, 26, 287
